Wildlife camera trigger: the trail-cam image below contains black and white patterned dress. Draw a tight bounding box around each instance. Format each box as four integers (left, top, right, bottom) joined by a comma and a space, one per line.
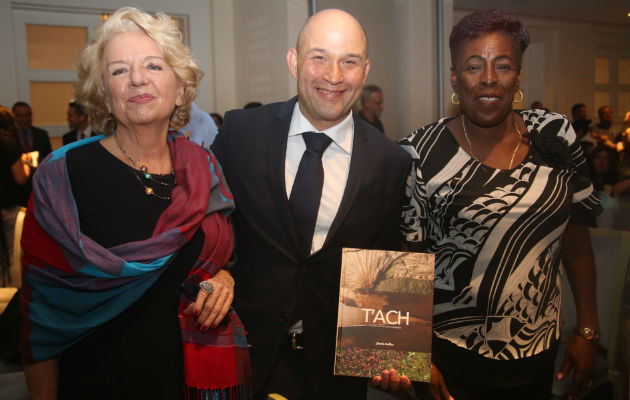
399, 110, 600, 361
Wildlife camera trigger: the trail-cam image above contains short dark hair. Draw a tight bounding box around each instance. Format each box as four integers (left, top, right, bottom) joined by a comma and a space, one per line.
449, 9, 529, 68
243, 102, 262, 109
210, 113, 223, 125
69, 100, 87, 116
571, 103, 586, 116
361, 85, 382, 105
12, 101, 31, 112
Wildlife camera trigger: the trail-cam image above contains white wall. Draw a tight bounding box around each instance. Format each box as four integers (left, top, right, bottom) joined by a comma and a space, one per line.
0, 0, 217, 114
232, 0, 307, 108
3, 1, 625, 137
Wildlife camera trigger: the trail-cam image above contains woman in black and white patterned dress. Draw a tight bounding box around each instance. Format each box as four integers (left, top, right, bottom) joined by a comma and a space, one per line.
397, 9, 601, 400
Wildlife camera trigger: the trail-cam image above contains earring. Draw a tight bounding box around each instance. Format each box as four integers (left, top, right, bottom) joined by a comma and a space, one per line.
513, 90, 524, 103
451, 93, 460, 105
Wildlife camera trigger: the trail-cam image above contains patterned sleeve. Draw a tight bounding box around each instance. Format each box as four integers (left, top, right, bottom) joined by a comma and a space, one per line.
560, 116, 603, 223
398, 129, 429, 245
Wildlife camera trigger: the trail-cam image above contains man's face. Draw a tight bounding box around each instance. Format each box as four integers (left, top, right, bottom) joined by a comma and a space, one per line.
287, 11, 370, 131
362, 91, 383, 118
13, 105, 32, 131
598, 107, 612, 124
67, 106, 87, 131
575, 105, 588, 121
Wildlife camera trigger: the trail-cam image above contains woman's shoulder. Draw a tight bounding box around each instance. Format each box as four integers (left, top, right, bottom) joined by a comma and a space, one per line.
399, 117, 453, 159
65, 138, 109, 168
520, 109, 575, 143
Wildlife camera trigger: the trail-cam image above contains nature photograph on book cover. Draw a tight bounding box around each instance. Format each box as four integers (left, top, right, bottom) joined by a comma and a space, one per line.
334, 248, 434, 382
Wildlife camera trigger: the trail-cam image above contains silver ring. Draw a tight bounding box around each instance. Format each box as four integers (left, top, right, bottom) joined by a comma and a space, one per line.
199, 280, 215, 294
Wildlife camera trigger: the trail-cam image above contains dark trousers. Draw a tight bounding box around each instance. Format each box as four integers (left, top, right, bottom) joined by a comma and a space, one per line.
254, 337, 312, 400
438, 363, 556, 400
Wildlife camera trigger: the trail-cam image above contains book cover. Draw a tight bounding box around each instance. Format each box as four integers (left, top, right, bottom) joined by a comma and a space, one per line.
334, 248, 434, 382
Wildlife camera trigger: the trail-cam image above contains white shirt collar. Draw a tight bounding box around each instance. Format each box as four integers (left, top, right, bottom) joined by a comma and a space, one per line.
288, 103, 354, 154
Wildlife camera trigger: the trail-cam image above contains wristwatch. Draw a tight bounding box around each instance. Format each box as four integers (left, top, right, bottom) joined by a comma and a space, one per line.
575, 327, 600, 342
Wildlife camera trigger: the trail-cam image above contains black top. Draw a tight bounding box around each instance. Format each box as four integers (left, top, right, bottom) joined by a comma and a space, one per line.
59, 140, 202, 399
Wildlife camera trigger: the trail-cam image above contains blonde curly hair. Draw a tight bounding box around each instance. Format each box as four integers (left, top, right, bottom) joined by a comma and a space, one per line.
75, 7, 203, 133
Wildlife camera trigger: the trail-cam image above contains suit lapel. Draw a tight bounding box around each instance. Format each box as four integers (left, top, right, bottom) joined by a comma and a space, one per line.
323, 114, 369, 247
266, 98, 303, 261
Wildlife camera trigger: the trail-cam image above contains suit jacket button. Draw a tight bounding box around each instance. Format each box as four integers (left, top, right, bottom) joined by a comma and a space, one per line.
299, 265, 307, 273
279, 312, 289, 323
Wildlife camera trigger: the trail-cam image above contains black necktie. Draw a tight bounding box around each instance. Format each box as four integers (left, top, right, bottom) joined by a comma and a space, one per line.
289, 132, 333, 257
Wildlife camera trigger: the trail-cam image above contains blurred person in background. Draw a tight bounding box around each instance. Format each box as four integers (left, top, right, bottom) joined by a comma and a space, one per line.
11, 102, 52, 164
358, 84, 385, 134
0, 106, 31, 285
62, 101, 92, 145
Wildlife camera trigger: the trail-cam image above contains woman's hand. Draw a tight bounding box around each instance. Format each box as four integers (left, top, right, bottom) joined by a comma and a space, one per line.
416, 363, 454, 400
370, 369, 411, 399
556, 335, 597, 399
183, 269, 234, 331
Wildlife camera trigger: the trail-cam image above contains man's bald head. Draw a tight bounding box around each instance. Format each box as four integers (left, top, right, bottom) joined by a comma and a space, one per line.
286, 8, 371, 131
296, 9, 369, 57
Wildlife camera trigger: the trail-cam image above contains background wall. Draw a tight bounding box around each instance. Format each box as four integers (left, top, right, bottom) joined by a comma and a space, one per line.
0, 0, 628, 142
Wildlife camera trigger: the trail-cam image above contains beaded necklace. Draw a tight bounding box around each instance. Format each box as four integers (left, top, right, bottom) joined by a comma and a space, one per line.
461, 114, 522, 170
114, 133, 175, 200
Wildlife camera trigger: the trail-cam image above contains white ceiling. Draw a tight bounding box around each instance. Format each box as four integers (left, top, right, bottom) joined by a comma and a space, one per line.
453, 0, 630, 25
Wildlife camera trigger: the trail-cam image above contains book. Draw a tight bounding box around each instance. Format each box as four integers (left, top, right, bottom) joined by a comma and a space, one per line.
334, 248, 434, 382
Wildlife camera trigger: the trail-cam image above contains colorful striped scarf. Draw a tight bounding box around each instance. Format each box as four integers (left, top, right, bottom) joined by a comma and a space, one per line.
20, 132, 251, 397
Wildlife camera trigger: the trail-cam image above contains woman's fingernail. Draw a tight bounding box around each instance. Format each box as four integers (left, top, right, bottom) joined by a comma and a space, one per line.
193, 309, 200, 318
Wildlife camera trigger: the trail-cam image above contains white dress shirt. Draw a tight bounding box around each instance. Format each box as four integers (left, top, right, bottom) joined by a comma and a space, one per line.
285, 103, 354, 255
76, 125, 92, 141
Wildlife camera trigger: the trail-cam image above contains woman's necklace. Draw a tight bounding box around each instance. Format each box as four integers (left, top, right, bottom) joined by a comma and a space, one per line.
114, 133, 175, 200
461, 114, 523, 170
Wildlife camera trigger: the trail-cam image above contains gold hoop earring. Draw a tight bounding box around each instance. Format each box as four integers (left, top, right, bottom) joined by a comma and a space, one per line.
513, 90, 524, 103
451, 93, 460, 105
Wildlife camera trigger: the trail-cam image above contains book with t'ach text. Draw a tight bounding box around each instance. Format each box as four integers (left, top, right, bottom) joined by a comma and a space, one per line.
334, 248, 434, 382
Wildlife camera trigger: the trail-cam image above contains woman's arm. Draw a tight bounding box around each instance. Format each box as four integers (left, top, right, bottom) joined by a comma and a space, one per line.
557, 223, 599, 397
24, 359, 58, 400
10, 153, 31, 185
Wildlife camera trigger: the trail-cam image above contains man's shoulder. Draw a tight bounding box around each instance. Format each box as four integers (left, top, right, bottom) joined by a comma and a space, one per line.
31, 126, 49, 137
354, 115, 409, 161
62, 130, 77, 144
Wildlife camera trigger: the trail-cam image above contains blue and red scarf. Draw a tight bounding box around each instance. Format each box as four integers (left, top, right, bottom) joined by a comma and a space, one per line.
20, 132, 251, 397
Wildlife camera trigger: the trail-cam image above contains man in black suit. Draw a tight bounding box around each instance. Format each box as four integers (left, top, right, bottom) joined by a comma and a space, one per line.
12, 102, 52, 163
62, 101, 92, 145
212, 9, 411, 400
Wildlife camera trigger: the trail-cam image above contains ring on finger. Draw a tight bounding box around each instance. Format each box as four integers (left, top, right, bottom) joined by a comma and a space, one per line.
199, 280, 215, 294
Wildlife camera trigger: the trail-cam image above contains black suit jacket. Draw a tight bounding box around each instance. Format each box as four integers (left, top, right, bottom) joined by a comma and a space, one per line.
211, 97, 412, 398
30, 126, 52, 162
62, 130, 79, 146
